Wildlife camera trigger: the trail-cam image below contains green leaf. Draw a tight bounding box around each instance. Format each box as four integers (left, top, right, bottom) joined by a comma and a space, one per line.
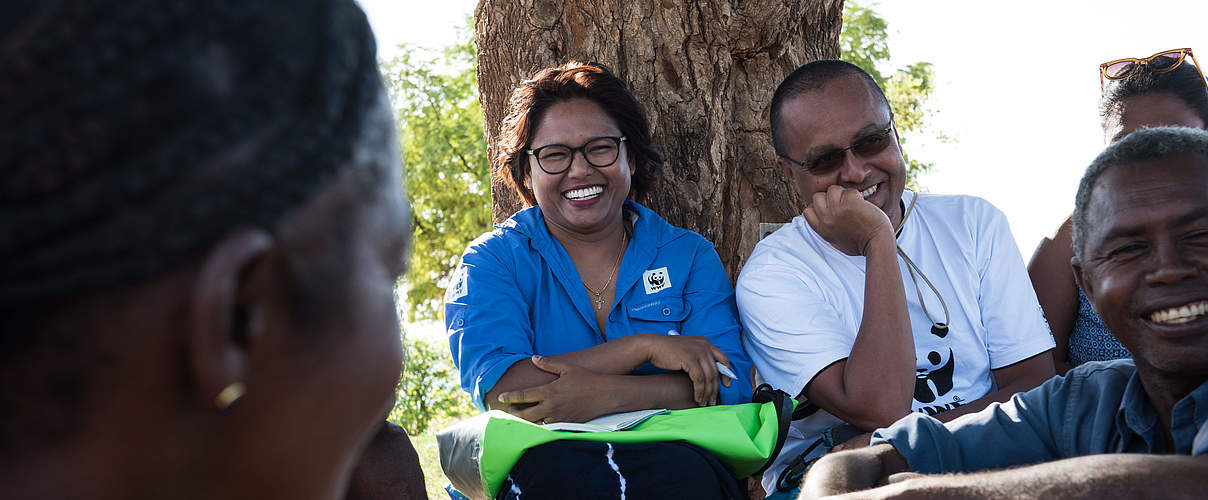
390, 335, 477, 435
382, 18, 491, 321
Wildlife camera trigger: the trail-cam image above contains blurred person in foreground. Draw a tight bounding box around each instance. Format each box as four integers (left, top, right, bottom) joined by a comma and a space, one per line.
0, 1, 416, 498
800, 127, 1208, 499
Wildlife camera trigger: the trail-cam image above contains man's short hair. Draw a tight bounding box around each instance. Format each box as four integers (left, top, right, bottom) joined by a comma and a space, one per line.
768, 59, 892, 155
1073, 126, 1208, 261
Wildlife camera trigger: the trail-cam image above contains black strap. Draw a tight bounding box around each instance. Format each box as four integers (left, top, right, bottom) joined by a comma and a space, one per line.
751, 383, 820, 475
752, 383, 825, 490
751, 384, 791, 475
774, 438, 824, 492
773, 422, 863, 492
792, 399, 820, 421
752, 383, 820, 420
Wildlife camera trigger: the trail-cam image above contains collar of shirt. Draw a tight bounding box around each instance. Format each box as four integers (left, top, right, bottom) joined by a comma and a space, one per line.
1115, 371, 1208, 455
497, 200, 675, 335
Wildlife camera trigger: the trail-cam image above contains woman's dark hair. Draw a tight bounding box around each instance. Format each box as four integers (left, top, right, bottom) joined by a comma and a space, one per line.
1100, 55, 1208, 128
495, 61, 662, 207
0, 0, 382, 448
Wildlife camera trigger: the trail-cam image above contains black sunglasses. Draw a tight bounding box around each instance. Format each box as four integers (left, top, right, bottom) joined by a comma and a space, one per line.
779, 124, 895, 175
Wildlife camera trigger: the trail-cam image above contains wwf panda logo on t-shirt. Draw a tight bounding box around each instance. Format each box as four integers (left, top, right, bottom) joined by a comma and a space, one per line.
914, 348, 956, 403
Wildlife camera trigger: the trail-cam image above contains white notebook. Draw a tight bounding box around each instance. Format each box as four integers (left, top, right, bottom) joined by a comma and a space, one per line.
540, 408, 668, 433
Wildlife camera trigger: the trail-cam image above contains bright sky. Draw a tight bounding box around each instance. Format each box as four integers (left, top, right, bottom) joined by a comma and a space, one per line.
360, 0, 1208, 259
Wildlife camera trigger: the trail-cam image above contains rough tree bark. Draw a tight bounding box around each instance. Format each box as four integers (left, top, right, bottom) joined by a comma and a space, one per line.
475, 0, 843, 277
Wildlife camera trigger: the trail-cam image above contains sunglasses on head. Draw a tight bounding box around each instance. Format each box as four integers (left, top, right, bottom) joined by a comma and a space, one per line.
778, 124, 896, 175
1099, 48, 1207, 89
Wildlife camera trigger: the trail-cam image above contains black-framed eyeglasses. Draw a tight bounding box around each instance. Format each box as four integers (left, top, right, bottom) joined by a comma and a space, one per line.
526, 136, 627, 175
778, 124, 895, 175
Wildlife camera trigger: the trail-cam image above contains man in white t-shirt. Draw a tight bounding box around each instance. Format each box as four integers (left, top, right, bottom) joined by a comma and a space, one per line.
736, 60, 1056, 497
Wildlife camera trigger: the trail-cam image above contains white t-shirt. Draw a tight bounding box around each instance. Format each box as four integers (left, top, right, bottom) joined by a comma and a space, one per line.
736, 191, 1054, 494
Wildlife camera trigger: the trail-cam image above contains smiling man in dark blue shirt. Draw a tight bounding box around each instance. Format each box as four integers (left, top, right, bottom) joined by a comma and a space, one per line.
799, 127, 1208, 498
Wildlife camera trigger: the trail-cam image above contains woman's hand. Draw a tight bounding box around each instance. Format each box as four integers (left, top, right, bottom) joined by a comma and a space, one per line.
640, 334, 732, 407
803, 184, 895, 257
496, 355, 619, 424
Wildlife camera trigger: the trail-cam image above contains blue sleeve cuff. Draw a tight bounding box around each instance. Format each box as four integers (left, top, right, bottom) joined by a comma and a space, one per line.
870, 413, 955, 474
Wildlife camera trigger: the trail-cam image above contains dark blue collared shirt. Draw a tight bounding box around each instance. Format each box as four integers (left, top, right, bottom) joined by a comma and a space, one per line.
872, 359, 1208, 473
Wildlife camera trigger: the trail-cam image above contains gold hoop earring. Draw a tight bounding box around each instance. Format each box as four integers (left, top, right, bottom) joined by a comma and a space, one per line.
214, 382, 246, 409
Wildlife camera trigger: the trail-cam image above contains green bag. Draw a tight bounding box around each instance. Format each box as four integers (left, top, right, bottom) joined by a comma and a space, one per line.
437, 388, 795, 500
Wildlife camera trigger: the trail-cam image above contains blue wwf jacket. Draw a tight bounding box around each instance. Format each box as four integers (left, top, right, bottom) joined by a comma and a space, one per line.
446, 201, 753, 410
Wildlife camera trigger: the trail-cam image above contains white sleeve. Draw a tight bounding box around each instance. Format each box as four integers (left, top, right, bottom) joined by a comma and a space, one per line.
975, 204, 1056, 368
736, 262, 854, 397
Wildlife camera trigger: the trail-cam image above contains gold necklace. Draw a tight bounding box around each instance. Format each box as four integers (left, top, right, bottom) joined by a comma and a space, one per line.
584, 234, 626, 311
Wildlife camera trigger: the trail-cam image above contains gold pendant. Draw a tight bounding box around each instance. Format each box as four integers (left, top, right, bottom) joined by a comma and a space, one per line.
594, 296, 604, 310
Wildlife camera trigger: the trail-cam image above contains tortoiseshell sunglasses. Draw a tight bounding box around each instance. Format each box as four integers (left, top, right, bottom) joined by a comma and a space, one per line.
1100, 48, 1207, 89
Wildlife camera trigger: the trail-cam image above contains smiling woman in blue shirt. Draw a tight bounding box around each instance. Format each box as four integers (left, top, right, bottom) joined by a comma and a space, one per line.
445, 61, 753, 499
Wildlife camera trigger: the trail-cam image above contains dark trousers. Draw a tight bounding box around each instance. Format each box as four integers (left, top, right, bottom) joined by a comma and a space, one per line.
498, 440, 746, 500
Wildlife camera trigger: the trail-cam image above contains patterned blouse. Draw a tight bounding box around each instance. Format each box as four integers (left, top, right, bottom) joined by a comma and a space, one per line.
1067, 290, 1131, 366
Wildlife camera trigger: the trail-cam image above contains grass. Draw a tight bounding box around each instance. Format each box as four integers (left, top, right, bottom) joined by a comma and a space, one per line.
412, 431, 448, 499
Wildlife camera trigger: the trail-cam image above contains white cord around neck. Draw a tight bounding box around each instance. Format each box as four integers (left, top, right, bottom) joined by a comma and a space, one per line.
893, 191, 950, 337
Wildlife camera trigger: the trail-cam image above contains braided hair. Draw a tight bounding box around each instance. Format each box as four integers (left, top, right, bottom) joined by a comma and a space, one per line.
1, 0, 381, 321
0, 0, 384, 446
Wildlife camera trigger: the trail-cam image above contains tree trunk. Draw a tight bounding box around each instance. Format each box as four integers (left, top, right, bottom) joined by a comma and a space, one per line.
475, 0, 843, 277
